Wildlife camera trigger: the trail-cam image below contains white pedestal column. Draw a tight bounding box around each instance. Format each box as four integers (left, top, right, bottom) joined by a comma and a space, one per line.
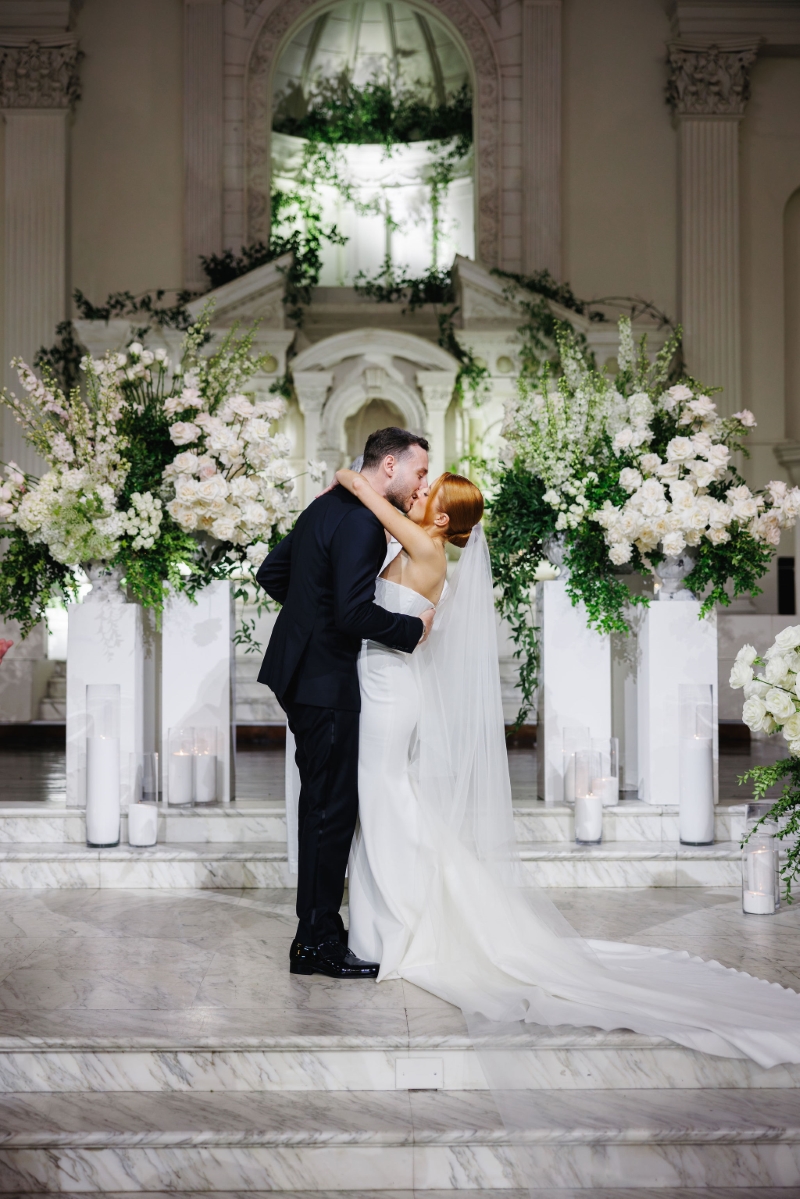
637, 601, 718, 807
417, 371, 457, 481
66, 603, 143, 809
161, 581, 235, 804
536, 579, 612, 804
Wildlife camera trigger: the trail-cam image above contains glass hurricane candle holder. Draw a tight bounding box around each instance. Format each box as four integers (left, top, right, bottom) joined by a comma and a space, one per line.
590, 736, 620, 806
574, 749, 603, 844
168, 727, 195, 807
85, 684, 121, 848
563, 726, 590, 806
742, 802, 781, 915
679, 683, 714, 845
193, 727, 218, 805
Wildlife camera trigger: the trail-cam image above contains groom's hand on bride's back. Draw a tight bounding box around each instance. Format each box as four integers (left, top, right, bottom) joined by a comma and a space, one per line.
418, 607, 435, 644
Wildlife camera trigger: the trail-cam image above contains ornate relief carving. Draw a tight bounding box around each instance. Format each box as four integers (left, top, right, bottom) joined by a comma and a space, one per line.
245, 0, 500, 265
666, 41, 758, 117
243, 0, 262, 16
0, 40, 81, 109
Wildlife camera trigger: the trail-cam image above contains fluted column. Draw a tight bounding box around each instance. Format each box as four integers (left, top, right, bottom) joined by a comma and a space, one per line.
668, 40, 758, 415
184, 0, 224, 289
294, 371, 333, 507
417, 371, 457, 481
522, 0, 561, 277
0, 36, 80, 474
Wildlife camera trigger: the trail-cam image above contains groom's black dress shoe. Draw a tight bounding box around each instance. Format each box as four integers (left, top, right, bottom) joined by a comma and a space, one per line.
289, 937, 379, 979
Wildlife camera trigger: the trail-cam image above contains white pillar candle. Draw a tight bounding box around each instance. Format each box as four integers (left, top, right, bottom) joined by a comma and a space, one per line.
574, 794, 603, 843
86, 736, 121, 846
743, 889, 776, 915
679, 735, 714, 844
194, 753, 217, 804
127, 802, 158, 847
746, 845, 775, 894
168, 752, 194, 806
591, 775, 619, 807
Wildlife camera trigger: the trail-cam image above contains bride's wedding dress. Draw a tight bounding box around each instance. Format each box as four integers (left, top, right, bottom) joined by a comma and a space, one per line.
347, 528, 800, 1070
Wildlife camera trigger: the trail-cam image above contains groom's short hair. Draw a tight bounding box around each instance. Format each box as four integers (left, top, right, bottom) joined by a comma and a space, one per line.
362, 427, 429, 469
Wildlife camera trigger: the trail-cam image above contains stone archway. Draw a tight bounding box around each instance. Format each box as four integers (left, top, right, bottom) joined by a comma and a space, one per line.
243, 0, 501, 266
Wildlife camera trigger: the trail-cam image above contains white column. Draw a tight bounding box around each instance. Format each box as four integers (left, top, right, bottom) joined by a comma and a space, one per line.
294, 370, 332, 507
667, 40, 758, 416
2, 109, 67, 473
184, 0, 224, 289
522, 0, 561, 277
417, 371, 456, 481
536, 579, 612, 804
637, 602, 718, 807
161, 581, 235, 804
66, 603, 144, 810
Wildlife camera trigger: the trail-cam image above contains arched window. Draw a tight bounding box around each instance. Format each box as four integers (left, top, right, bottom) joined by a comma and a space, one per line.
270, 0, 475, 286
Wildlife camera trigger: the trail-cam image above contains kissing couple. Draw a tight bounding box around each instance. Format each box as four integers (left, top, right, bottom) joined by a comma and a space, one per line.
258, 426, 800, 1069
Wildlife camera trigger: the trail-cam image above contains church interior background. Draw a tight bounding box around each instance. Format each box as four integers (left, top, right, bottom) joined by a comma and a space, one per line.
1, 0, 800, 1192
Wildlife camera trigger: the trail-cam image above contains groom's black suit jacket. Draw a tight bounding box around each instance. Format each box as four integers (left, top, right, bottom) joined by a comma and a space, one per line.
256, 487, 423, 711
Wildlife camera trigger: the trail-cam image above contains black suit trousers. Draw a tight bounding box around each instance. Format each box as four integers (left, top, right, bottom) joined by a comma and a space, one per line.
283, 698, 359, 946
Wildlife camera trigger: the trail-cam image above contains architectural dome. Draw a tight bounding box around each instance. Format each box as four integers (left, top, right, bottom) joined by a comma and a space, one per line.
272, 0, 470, 116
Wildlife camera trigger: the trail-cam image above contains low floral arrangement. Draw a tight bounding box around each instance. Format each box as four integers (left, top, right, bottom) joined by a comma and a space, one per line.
489, 317, 800, 724
730, 628, 800, 900
0, 315, 304, 635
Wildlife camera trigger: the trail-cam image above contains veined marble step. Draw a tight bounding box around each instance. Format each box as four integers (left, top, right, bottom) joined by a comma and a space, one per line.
0, 1088, 799, 1191
0, 800, 748, 847
1, 1016, 798, 1095
0, 841, 744, 888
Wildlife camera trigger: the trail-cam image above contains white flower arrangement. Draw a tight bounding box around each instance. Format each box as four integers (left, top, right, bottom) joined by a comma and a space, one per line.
730, 628, 800, 753
591, 384, 800, 567
161, 338, 301, 567
0, 355, 152, 566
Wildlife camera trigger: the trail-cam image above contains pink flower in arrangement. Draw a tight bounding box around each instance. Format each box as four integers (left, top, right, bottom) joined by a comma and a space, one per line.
0, 639, 13, 665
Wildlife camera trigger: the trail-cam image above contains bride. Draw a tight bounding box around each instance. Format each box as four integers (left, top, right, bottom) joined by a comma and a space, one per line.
333, 464, 800, 1070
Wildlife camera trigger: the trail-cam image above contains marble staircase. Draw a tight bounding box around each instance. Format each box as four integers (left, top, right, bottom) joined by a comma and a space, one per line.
0, 798, 749, 889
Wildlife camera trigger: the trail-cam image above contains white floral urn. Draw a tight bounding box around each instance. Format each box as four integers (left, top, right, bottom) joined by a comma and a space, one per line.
83, 562, 126, 605
655, 549, 697, 601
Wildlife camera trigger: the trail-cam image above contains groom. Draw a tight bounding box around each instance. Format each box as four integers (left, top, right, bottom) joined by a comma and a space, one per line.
257, 427, 433, 979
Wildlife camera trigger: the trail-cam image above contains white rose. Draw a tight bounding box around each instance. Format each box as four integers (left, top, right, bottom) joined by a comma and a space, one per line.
743, 680, 769, 700
762, 715, 778, 734
782, 711, 800, 741
741, 695, 768, 731
167, 500, 198, 531
640, 453, 661, 475
666, 437, 695, 463
172, 451, 199, 475
686, 395, 717, 421
609, 542, 633, 565
656, 460, 681, 480
619, 468, 642, 493
774, 626, 800, 651
229, 476, 259, 500
735, 643, 758, 666
196, 475, 229, 504
174, 475, 199, 503
765, 655, 790, 685
613, 428, 634, 452
210, 517, 236, 541
706, 444, 729, 469
661, 531, 686, 557
732, 409, 756, 428
729, 660, 753, 689
764, 688, 796, 720
245, 541, 269, 566
666, 384, 693, 404
789, 738, 800, 757
169, 421, 200, 446
705, 526, 730, 546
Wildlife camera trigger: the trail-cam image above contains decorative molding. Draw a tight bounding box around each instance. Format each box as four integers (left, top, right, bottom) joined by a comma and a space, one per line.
668, 2, 800, 52
184, 0, 224, 289
245, 0, 501, 265
522, 0, 561, 277
774, 442, 800, 487
666, 39, 758, 118
0, 37, 80, 108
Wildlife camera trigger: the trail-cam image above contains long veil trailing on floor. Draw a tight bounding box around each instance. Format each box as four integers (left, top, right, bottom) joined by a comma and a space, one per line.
408, 525, 800, 1073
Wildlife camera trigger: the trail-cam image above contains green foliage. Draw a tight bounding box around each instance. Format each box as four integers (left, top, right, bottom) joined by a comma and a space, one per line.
354, 260, 455, 308
486, 463, 555, 728
684, 525, 771, 618
73, 287, 199, 335
274, 73, 472, 155
0, 530, 79, 637
34, 320, 85, 393
739, 757, 800, 902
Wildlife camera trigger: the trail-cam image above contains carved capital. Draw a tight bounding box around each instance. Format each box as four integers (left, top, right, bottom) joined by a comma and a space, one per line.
0, 39, 81, 109
666, 40, 758, 117
417, 371, 457, 413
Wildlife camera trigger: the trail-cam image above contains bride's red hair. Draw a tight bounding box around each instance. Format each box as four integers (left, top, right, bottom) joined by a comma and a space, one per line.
426, 473, 484, 548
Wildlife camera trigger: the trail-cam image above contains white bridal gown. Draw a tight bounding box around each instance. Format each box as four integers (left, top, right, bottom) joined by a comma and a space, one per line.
346, 529, 800, 1071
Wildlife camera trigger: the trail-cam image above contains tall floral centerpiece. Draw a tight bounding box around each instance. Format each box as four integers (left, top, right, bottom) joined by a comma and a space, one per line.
489, 318, 800, 723
0, 315, 300, 634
